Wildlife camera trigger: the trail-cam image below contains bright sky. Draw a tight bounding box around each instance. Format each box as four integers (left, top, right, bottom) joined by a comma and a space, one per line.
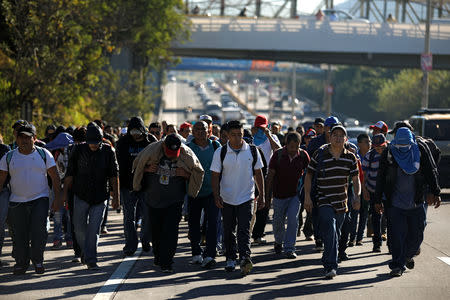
298, 0, 348, 14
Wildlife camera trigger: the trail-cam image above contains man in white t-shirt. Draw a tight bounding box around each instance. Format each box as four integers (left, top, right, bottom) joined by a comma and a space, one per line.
0, 123, 62, 275
211, 121, 265, 276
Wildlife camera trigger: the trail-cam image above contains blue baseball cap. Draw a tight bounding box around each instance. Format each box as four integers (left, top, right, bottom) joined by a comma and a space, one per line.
324, 116, 340, 127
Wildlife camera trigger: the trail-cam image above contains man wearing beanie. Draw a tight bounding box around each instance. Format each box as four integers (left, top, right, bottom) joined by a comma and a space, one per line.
63, 122, 120, 270
117, 117, 157, 257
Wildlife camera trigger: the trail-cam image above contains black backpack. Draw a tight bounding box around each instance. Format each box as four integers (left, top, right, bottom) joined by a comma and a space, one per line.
219, 144, 258, 179
416, 136, 441, 172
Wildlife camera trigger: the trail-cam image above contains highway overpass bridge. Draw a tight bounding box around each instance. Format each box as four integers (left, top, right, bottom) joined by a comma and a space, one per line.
171, 16, 450, 69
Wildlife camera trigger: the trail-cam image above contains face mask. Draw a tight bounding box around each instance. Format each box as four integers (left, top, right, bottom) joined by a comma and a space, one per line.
130, 129, 141, 136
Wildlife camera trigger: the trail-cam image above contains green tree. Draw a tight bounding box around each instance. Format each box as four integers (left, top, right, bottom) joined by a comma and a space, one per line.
376, 70, 450, 122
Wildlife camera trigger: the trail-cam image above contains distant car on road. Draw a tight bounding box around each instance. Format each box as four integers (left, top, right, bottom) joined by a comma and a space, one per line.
322, 9, 370, 23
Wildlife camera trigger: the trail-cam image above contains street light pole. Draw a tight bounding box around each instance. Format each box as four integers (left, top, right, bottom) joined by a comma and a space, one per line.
422, 0, 431, 109
291, 62, 296, 127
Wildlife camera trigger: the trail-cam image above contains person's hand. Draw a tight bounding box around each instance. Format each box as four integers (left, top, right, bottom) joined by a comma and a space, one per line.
176, 167, 191, 179
214, 195, 224, 209
265, 194, 272, 209
375, 203, 384, 214
144, 164, 158, 173
363, 188, 370, 202
256, 194, 265, 210
111, 197, 120, 210
304, 196, 313, 213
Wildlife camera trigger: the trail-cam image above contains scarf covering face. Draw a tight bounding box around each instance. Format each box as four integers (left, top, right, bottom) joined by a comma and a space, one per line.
389, 127, 420, 175
253, 128, 268, 146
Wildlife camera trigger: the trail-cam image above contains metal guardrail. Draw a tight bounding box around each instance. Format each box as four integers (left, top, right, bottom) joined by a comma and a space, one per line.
188, 16, 450, 41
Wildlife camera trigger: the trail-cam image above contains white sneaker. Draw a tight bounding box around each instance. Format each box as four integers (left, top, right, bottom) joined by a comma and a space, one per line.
225, 259, 236, 272
190, 255, 203, 265
325, 269, 337, 279
201, 256, 216, 269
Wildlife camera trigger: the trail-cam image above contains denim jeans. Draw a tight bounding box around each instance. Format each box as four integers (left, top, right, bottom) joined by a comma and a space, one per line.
73, 196, 106, 264
216, 209, 224, 252
273, 195, 300, 252
121, 188, 149, 254
188, 194, 219, 258
338, 210, 352, 256
349, 198, 369, 242
0, 188, 10, 256
148, 202, 183, 268
53, 207, 72, 242
318, 206, 345, 271
222, 200, 253, 261
8, 197, 49, 267
388, 203, 426, 270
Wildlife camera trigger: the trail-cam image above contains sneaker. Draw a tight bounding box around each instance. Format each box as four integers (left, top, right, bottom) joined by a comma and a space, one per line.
225, 259, 236, 272
389, 268, 403, 277
34, 263, 45, 274
338, 253, 349, 263
373, 246, 381, 253
381, 234, 387, 241
71, 256, 81, 263
286, 251, 297, 259
66, 240, 73, 248
201, 257, 216, 269
87, 263, 100, 270
52, 240, 62, 250
253, 237, 267, 245
274, 243, 282, 254
405, 258, 415, 270
356, 240, 363, 246
101, 227, 108, 234
141, 242, 151, 253
314, 240, 324, 252
347, 240, 355, 247
240, 257, 253, 276
190, 255, 203, 265
325, 269, 337, 279
13, 264, 29, 275
305, 236, 313, 241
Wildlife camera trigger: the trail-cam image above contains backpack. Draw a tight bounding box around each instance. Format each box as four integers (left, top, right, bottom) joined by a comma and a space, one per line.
6, 146, 47, 172
416, 136, 441, 171
219, 144, 258, 179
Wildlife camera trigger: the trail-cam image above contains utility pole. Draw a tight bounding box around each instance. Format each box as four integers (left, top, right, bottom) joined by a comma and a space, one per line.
220, 0, 225, 16
422, 0, 432, 109
290, 0, 297, 18
383, 0, 387, 22
365, 0, 371, 19
291, 62, 296, 127
256, 0, 262, 17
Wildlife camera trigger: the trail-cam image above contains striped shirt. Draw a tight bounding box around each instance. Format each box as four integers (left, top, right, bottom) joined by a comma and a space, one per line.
307, 144, 359, 213
361, 149, 381, 193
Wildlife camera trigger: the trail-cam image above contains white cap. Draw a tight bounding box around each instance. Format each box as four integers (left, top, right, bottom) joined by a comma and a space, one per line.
199, 115, 213, 122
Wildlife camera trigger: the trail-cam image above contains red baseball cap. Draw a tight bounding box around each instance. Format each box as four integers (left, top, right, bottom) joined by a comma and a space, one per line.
305, 128, 316, 137
163, 134, 181, 158
369, 121, 388, 133
179, 122, 192, 131
254, 115, 268, 128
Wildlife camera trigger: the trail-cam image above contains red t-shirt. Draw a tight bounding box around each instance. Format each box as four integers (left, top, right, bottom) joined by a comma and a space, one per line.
269, 147, 310, 199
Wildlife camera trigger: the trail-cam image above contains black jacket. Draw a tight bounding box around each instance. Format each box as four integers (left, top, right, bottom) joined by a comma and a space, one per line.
374, 143, 440, 207
116, 133, 156, 190
66, 143, 119, 205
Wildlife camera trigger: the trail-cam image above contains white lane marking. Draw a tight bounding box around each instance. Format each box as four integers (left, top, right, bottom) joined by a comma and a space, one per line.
93, 245, 142, 300
437, 257, 450, 266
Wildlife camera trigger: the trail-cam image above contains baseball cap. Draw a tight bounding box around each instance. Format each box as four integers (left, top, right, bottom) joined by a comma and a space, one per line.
324, 116, 340, 127
12, 119, 28, 130
314, 118, 325, 125
330, 125, 347, 136
86, 123, 103, 144
199, 115, 213, 123
254, 115, 268, 128
369, 121, 388, 133
389, 121, 413, 135
17, 123, 36, 137
164, 134, 182, 157
180, 122, 192, 131
372, 134, 387, 147
305, 128, 317, 137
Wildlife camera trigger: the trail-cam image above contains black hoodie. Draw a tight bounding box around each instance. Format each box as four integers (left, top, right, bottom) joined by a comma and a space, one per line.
116, 117, 157, 190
